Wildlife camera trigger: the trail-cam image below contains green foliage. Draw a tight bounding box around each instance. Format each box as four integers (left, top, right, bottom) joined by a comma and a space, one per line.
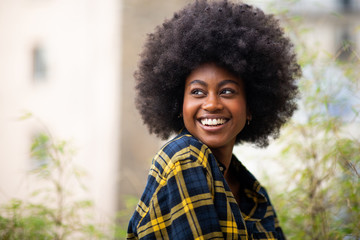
0, 200, 54, 240
0, 120, 119, 239
267, 6, 360, 240
115, 195, 138, 239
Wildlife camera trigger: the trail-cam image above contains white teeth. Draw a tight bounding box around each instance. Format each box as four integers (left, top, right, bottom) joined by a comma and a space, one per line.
201, 118, 226, 126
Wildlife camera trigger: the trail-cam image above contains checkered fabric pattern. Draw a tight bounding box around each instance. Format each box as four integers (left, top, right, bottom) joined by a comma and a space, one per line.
127, 129, 285, 239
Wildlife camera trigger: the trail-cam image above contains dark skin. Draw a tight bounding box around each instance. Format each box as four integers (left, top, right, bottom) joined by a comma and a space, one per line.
182, 63, 250, 205
212, 147, 242, 205
226, 163, 242, 205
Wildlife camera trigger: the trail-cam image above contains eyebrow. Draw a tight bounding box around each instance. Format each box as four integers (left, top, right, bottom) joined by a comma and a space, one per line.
189, 79, 208, 87
218, 79, 240, 87
189, 79, 240, 87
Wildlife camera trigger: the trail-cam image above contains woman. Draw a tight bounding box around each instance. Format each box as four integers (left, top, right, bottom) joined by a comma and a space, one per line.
127, 0, 300, 239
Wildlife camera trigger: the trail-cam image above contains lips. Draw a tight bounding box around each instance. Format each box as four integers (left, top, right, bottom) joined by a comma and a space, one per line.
200, 118, 228, 126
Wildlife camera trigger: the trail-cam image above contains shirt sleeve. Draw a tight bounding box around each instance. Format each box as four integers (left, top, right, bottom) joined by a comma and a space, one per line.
131, 154, 225, 239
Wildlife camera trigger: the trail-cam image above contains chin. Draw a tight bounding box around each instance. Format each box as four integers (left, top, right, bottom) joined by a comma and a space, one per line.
201, 138, 227, 149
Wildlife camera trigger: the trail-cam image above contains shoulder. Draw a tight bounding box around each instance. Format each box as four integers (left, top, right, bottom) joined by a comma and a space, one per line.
161, 130, 205, 157
153, 130, 211, 177
127, 130, 217, 238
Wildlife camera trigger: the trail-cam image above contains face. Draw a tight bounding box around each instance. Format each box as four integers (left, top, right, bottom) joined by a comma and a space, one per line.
182, 63, 249, 151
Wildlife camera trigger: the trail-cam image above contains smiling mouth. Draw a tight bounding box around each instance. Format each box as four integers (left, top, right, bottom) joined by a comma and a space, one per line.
200, 118, 228, 126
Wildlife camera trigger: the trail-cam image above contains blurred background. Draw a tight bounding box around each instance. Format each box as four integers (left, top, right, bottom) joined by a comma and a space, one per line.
0, 0, 359, 239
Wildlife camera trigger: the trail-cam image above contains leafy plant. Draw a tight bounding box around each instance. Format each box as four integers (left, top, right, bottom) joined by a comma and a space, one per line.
266, 5, 360, 240
0, 115, 117, 239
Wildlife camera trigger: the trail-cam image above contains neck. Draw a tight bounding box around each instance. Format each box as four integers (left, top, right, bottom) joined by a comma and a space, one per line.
210, 144, 234, 177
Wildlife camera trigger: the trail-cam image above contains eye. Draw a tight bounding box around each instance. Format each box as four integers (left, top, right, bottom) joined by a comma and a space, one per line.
220, 88, 235, 95
191, 89, 206, 96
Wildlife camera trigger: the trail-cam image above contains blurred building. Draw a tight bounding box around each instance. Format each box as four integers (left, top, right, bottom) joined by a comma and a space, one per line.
284, 0, 360, 60
0, 0, 193, 222
0, 0, 122, 217
0, 0, 359, 226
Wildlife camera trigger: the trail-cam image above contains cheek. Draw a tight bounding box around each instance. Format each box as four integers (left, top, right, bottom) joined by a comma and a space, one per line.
182, 98, 200, 127
236, 103, 247, 116
231, 100, 247, 120
182, 97, 196, 116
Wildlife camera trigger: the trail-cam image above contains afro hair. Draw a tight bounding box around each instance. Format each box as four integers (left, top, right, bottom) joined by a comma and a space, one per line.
135, 0, 301, 147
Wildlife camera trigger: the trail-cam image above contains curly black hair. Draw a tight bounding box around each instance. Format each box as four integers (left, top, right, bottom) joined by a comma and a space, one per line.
135, 0, 301, 147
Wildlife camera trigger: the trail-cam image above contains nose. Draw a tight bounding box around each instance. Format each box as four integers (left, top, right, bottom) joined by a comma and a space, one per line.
202, 94, 223, 112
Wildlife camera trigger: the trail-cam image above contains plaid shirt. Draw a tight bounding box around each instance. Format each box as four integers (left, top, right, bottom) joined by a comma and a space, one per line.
127, 130, 285, 239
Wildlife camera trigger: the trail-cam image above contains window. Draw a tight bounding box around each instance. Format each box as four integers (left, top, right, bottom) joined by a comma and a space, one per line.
32, 45, 47, 82
339, 0, 353, 12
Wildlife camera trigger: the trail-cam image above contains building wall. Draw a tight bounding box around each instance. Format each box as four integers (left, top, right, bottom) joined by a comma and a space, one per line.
0, 0, 121, 217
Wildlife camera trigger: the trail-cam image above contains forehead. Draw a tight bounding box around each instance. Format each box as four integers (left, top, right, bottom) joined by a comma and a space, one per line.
185, 63, 242, 85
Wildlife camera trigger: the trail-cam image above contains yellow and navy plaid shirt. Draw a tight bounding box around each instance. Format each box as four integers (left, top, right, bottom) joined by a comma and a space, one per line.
127, 130, 285, 239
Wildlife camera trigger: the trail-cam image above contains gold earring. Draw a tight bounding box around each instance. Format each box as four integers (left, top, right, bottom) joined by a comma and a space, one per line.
247, 117, 252, 125
178, 113, 183, 119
